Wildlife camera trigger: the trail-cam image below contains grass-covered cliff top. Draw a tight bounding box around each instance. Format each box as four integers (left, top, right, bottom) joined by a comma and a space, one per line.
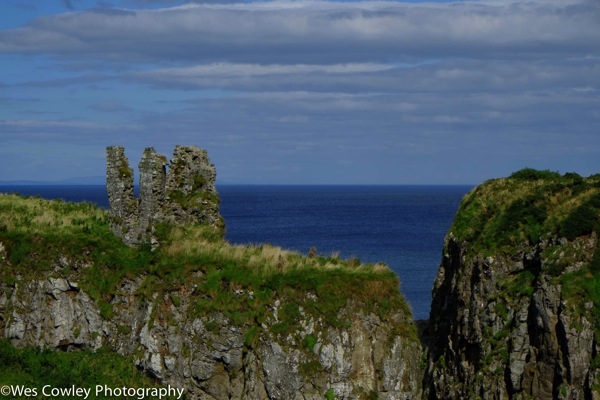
449, 168, 600, 330
0, 192, 414, 336
451, 168, 600, 254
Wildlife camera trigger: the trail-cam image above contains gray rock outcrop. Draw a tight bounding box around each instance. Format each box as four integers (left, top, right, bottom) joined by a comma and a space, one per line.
423, 173, 600, 400
106, 146, 139, 245
1, 267, 422, 400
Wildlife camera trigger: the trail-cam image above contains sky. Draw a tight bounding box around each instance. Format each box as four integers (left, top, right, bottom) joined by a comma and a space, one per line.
0, 0, 598, 185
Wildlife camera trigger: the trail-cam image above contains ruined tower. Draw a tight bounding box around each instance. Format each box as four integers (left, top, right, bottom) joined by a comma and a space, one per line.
106, 145, 223, 246
106, 146, 139, 245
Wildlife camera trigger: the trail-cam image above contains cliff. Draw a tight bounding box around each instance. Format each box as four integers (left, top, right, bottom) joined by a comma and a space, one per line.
424, 169, 600, 400
0, 145, 422, 399
5, 148, 596, 399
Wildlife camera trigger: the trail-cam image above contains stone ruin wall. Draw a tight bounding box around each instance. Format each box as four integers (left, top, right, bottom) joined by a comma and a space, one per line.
106, 145, 223, 246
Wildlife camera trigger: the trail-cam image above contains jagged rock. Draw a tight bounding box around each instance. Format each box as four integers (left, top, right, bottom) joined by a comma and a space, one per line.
2, 273, 421, 399
424, 234, 599, 399
138, 147, 167, 238
424, 173, 600, 400
106, 145, 223, 246
164, 145, 222, 228
6, 278, 103, 350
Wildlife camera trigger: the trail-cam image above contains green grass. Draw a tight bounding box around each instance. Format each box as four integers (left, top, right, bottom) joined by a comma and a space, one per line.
451, 169, 600, 253
508, 168, 561, 181
500, 270, 536, 299
0, 191, 418, 353
559, 193, 600, 240
0, 339, 181, 399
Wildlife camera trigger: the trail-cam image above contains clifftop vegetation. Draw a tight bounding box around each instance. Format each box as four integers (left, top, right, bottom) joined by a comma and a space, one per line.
451, 168, 600, 254
451, 168, 600, 322
0, 192, 419, 398
0, 191, 414, 334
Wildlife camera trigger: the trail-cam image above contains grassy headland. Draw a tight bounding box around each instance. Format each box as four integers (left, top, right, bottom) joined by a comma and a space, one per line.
449, 168, 600, 330
0, 191, 416, 386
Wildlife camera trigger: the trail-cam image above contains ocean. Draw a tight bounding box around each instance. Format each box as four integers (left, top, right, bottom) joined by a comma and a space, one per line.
0, 184, 471, 320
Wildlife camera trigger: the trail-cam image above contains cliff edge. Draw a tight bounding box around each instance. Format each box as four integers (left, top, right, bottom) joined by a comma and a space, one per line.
0, 145, 422, 399
424, 169, 600, 400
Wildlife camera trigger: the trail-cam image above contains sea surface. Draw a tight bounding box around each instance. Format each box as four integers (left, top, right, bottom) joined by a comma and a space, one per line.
0, 184, 471, 320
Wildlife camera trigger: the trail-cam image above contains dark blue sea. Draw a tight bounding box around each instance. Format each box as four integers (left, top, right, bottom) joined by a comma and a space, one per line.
0, 184, 471, 320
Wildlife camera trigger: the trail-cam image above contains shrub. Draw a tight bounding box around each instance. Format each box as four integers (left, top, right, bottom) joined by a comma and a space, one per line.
563, 172, 583, 181
325, 388, 336, 400
509, 168, 560, 181
560, 205, 600, 240
588, 193, 600, 208
304, 334, 318, 351
98, 300, 114, 320
494, 193, 547, 245
501, 270, 536, 299
244, 326, 260, 348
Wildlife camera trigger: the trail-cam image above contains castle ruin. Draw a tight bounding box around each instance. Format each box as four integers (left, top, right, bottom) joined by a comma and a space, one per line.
106, 145, 223, 246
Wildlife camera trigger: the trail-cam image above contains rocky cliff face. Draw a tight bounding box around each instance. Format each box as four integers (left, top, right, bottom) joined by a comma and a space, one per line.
8, 154, 598, 400
0, 144, 422, 399
0, 265, 421, 400
424, 171, 600, 400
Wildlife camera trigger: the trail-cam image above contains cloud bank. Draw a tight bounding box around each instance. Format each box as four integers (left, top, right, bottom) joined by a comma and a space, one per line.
0, 0, 598, 183
2, 0, 598, 62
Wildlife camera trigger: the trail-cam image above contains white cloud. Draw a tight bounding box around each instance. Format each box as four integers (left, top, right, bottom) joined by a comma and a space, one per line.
126, 57, 600, 98
0, 0, 598, 183
132, 62, 399, 91
141, 62, 394, 77
0, 0, 597, 63
1, 119, 108, 129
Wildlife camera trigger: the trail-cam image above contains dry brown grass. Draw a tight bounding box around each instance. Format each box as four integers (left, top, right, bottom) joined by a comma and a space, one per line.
161, 224, 392, 276
0, 193, 394, 280
0, 194, 105, 234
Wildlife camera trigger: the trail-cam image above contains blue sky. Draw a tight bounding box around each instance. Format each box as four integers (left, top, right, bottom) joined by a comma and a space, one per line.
0, 0, 598, 184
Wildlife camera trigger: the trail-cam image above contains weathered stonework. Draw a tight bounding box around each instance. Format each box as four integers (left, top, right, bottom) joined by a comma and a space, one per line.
106, 146, 139, 245
106, 145, 223, 246
163, 145, 221, 227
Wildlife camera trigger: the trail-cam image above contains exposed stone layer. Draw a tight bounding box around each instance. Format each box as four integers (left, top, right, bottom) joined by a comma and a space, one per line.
424, 233, 599, 400
1, 267, 422, 400
106, 145, 223, 246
